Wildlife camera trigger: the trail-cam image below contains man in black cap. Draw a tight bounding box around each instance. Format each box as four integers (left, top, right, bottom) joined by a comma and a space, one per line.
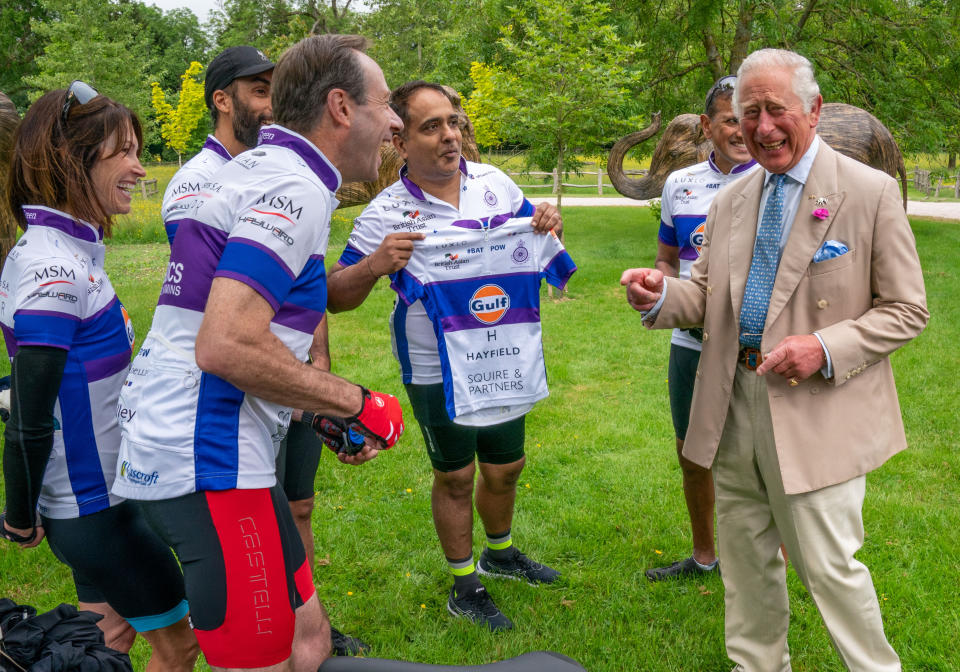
161, 45, 274, 245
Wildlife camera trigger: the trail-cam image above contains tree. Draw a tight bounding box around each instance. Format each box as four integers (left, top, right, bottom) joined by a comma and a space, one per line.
151, 62, 207, 165
463, 62, 514, 151
484, 0, 645, 211
26, 0, 155, 136
0, 0, 48, 112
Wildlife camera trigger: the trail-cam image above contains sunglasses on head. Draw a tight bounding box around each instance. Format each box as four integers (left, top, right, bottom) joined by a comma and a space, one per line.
61, 80, 99, 125
705, 75, 736, 111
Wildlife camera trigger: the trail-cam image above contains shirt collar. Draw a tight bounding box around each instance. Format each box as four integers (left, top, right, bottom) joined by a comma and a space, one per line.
256, 125, 342, 193
400, 156, 468, 201
708, 151, 757, 175
21, 205, 102, 243
203, 134, 233, 162
763, 135, 820, 188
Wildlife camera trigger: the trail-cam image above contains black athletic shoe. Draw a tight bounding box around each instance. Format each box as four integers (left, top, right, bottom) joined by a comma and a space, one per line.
644, 555, 718, 582
477, 547, 560, 585
447, 585, 514, 632
330, 626, 370, 656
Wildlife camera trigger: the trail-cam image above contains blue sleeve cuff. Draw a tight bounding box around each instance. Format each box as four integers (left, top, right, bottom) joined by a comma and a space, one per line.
813, 331, 833, 379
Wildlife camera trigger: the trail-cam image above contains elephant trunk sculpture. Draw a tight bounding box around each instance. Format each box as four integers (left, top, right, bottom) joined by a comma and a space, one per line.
0, 92, 20, 263
608, 103, 908, 209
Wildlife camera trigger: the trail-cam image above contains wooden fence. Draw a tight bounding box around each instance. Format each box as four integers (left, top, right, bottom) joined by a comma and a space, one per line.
136, 178, 159, 198
908, 167, 960, 198
504, 168, 646, 194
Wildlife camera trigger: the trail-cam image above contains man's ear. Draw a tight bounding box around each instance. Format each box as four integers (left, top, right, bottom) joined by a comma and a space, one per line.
392, 131, 407, 160
212, 89, 232, 116
326, 89, 351, 127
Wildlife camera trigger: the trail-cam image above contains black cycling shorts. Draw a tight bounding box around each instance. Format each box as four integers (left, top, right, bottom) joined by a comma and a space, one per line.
42, 500, 188, 632
405, 383, 525, 472
141, 485, 315, 668
276, 421, 323, 502
668, 343, 701, 440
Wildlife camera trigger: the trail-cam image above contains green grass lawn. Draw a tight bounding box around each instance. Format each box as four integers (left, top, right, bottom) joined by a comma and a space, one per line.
1, 208, 957, 671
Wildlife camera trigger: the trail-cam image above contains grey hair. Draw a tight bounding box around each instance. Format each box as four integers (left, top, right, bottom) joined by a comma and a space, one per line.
734, 48, 820, 115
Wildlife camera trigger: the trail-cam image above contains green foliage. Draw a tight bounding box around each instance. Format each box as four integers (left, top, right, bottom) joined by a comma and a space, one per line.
26, 0, 154, 127
151, 62, 207, 162
463, 62, 514, 149
0, 0, 48, 111
480, 0, 645, 205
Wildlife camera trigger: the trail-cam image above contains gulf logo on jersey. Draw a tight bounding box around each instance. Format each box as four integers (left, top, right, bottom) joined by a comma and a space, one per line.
121, 305, 135, 349
691, 222, 706, 256
469, 284, 510, 325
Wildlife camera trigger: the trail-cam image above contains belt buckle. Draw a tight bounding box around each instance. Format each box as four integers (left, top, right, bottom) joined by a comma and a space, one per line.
741, 347, 762, 371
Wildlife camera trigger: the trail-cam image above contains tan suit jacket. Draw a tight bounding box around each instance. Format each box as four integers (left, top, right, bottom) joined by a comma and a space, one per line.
648, 141, 928, 494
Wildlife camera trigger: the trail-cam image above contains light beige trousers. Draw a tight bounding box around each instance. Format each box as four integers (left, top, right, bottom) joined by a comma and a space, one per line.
713, 363, 900, 672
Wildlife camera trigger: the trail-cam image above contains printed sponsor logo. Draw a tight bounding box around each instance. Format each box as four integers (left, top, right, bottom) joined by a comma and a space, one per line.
27, 290, 78, 304
253, 193, 303, 223
260, 131, 275, 140
469, 285, 510, 325
239, 216, 295, 246
705, 183, 721, 189
445, 253, 459, 261
690, 222, 706, 255
171, 181, 201, 198
119, 460, 159, 486
34, 266, 76, 283
24, 211, 37, 221
511, 239, 529, 264
236, 156, 259, 170
160, 261, 184, 297
87, 274, 105, 295
483, 190, 498, 206
121, 305, 135, 347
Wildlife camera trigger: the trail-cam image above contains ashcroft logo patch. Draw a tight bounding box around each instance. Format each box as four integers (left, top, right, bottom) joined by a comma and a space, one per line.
120, 460, 159, 486
469, 285, 510, 325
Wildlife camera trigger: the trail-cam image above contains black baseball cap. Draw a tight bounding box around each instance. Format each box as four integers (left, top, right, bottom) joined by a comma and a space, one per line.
204, 46, 275, 109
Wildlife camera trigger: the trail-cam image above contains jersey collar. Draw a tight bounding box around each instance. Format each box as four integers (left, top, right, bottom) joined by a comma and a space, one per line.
256, 125, 342, 193
707, 151, 757, 175
21, 205, 102, 243
399, 156, 468, 202
203, 134, 233, 162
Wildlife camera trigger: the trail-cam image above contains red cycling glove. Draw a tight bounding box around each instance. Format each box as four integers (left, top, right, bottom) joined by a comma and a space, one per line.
346, 386, 404, 448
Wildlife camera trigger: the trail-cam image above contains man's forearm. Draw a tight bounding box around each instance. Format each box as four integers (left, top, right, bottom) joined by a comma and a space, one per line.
326, 261, 379, 313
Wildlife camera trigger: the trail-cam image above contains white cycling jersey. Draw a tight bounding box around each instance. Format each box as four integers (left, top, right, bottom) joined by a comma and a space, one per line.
114, 125, 339, 500
391, 216, 575, 423
160, 135, 232, 245
338, 160, 538, 421
658, 155, 758, 350
1, 206, 134, 518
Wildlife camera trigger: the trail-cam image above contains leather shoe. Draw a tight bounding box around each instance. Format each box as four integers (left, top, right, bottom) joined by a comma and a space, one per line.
645, 555, 718, 581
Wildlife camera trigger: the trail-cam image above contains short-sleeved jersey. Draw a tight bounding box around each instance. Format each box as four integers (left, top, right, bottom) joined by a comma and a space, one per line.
658, 155, 758, 350
113, 125, 339, 501
391, 216, 575, 423
160, 135, 232, 245
338, 159, 535, 401
0, 206, 134, 519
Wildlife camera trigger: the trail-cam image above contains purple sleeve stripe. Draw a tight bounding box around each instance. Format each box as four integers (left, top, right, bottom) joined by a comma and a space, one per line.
440, 307, 542, 333
273, 305, 325, 334
214, 270, 282, 312
309, 253, 325, 262
15, 308, 81, 322
84, 349, 132, 382
14, 340, 70, 351
84, 295, 119, 324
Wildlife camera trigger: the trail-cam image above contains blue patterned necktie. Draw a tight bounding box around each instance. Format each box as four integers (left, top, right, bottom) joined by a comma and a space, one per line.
739, 173, 787, 348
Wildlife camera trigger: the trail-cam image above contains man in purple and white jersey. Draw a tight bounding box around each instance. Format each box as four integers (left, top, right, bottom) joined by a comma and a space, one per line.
114, 35, 404, 672
160, 46, 273, 245
644, 76, 758, 582
327, 81, 566, 632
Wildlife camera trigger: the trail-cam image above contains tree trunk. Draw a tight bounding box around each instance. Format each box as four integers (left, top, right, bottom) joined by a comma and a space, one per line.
949, 152, 956, 169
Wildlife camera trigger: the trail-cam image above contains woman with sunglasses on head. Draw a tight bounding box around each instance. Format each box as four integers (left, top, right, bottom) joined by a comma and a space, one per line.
0, 82, 199, 671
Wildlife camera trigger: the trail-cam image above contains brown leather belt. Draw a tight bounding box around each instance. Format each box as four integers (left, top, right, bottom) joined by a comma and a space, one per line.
739, 347, 762, 371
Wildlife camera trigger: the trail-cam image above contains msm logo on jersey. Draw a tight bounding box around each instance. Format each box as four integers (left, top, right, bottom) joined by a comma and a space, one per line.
469, 285, 510, 325
690, 222, 706, 255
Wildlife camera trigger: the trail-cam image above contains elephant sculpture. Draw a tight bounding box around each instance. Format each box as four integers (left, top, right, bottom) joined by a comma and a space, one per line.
608, 103, 908, 209
335, 86, 481, 208
0, 92, 20, 263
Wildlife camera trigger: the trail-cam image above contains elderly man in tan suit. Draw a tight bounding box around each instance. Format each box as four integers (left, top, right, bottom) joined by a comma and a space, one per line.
621, 48, 928, 672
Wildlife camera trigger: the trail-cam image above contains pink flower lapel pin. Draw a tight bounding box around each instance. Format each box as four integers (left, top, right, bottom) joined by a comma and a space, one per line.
812, 207, 829, 220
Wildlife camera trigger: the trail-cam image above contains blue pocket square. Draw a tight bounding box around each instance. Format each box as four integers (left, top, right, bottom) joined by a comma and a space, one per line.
813, 240, 848, 263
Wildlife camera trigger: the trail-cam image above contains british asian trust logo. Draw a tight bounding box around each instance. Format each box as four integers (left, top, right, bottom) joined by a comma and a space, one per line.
469, 284, 510, 325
